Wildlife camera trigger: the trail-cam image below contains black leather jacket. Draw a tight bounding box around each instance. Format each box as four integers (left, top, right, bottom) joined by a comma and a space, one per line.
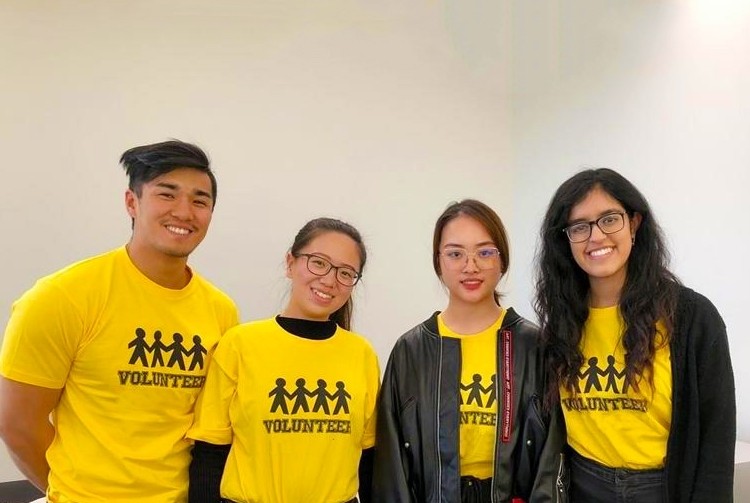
373, 309, 566, 503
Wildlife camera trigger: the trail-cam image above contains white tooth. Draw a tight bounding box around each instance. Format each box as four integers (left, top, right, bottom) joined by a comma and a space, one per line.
590, 247, 612, 257
313, 289, 332, 299
167, 226, 189, 235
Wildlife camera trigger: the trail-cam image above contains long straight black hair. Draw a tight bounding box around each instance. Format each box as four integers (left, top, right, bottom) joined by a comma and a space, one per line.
534, 168, 680, 403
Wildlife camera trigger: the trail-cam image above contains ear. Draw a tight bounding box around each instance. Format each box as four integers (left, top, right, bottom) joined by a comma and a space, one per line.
285, 252, 294, 279
125, 189, 138, 219
630, 212, 642, 235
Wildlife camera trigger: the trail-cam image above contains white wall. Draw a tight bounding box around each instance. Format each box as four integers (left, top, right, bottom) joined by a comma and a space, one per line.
508, 0, 750, 438
1, 0, 747, 482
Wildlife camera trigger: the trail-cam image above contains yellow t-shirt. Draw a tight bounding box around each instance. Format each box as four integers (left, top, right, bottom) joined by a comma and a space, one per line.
439, 309, 505, 479
187, 318, 380, 503
0, 247, 239, 503
560, 306, 672, 469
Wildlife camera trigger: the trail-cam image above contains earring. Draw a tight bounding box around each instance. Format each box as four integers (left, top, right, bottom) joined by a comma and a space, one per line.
631, 234, 636, 246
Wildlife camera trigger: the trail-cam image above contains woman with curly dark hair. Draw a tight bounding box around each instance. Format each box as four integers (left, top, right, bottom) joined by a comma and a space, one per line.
534, 168, 735, 502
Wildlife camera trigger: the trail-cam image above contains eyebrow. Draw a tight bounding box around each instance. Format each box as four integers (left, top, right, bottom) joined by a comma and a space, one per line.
155, 182, 178, 191
154, 182, 213, 201
567, 208, 624, 224
306, 252, 359, 271
442, 240, 496, 249
193, 189, 213, 200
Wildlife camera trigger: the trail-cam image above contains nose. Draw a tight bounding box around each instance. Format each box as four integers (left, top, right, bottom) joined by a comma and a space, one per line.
588, 223, 606, 241
318, 267, 337, 286
462, 253, 480, 272
170, 196, 194, 220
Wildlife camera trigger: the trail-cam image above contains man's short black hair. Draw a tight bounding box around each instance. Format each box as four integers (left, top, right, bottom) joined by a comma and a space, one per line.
120, 140, 217, 206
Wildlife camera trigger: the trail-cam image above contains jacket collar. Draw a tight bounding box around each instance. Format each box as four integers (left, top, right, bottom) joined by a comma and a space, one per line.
422, 306, 523, 336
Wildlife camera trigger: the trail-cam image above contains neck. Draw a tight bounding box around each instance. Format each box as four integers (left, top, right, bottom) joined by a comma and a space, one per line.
588, 274, 625, 308
126, 242, 191, 289
441, 297, 501, 334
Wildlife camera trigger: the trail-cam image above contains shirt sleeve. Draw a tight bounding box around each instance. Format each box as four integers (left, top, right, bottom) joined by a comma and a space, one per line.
187, 330, 239, 445
361, 345, 380, 449
0, 279, 81, 389
221, 300, 240, 335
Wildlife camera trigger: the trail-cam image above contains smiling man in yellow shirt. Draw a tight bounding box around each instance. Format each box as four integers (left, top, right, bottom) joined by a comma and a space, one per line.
0, 140, 238, 503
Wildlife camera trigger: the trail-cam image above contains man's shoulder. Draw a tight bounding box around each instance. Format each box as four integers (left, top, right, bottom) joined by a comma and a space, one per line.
188, 271, 236, 308
25, 248, 122, 298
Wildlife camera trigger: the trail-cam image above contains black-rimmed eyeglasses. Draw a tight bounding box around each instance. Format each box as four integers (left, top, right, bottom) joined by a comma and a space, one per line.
296, 253, 362, 286
562, 212, 626, 243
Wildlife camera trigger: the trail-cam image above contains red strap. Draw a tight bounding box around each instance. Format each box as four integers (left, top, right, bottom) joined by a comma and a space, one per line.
500, 329, 513, 443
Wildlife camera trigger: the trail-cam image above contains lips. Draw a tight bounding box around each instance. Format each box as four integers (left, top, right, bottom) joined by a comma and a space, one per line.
461, 279, 483, 291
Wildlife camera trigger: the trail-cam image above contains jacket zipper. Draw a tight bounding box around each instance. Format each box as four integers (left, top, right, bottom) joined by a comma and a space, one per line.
436, 331, 443, 502
555, 453, 565, 503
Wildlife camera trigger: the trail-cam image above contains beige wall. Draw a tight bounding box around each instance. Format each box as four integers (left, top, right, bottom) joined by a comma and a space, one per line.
1, 0, 748, 483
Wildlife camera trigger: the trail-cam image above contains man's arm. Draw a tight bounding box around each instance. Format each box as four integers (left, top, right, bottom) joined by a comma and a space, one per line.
0, 376, 62, 491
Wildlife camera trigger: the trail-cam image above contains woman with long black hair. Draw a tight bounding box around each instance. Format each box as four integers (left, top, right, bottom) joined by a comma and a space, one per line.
535, 168, 735, 502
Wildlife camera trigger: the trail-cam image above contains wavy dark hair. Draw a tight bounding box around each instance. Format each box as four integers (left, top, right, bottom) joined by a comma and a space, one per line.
432, 199, 510, 305
289, 217, 366, 331
534, 168, 680, 405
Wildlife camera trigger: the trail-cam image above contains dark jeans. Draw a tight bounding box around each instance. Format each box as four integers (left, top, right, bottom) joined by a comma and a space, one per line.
569, 449, 664, 503
460, 476, 492, 503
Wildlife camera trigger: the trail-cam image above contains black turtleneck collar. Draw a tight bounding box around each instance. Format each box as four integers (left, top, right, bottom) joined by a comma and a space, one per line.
275, 315, 337, 340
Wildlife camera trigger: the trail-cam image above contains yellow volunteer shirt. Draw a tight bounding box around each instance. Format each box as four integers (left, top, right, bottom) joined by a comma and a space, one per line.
0, 247, 239, 503
187, 318, 380, 503
560, 306, 672, 469
439, 309, 505, 479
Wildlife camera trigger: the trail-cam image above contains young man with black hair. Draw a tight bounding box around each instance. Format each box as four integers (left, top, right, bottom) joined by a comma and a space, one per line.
0, 140, 239, 502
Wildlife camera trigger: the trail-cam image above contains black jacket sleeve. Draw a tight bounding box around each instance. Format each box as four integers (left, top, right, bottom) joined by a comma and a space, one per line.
188, 441, 231, 503
527, 400, 566, 503
691, 298, 735, 501
372, 345, 414, 503
358, 447, 374, 503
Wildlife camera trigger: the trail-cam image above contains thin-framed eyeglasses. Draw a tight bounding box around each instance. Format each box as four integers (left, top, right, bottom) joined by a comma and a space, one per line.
562, 212, 626, 243
296, 253, 362, 286
439, 247, 501, 270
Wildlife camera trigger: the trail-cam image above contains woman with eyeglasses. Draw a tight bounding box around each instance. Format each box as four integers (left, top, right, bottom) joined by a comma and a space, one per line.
187, 218, 379, 503
535, 168, 735, 502
373, 199, 565, 503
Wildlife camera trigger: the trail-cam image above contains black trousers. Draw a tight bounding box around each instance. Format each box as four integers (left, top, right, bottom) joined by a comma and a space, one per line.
223, 498, 357, 503
460, 476, 493, 503
569, 449, 664, 503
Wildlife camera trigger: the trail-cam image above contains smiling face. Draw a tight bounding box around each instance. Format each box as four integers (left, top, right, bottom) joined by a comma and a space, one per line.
438, 215, 503, 309
567, 186, 641, 297
284, 231, 362, 322
125, 167, 214, 262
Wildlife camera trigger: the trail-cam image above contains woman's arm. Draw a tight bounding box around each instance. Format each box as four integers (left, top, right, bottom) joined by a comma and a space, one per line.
372, 349, 414, 503
188, 441, 231, 503
692, 301, 735, 501
528, 401, 566, 503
